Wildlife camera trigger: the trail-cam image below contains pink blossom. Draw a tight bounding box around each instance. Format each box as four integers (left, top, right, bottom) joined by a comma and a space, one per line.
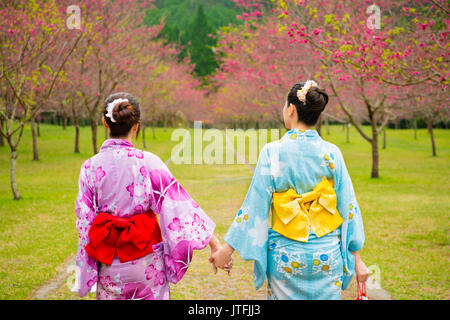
313, 28, 323, 36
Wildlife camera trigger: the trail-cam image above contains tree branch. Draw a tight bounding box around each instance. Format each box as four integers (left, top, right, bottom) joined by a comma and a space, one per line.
327, 75, 373, 143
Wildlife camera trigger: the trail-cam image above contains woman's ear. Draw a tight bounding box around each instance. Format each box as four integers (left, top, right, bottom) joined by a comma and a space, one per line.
288, 103, 296, 117
133, 121, 140, 139
102, 116, 109, 129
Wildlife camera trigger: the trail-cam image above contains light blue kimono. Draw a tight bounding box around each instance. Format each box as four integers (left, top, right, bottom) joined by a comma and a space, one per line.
224, 128, 365, 300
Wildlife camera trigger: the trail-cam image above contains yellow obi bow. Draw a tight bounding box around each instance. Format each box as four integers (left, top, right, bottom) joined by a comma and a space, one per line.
272, 179, 343, 242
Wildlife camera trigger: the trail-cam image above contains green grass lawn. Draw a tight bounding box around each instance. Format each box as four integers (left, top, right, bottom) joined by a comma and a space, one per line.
0, 123, 449, 300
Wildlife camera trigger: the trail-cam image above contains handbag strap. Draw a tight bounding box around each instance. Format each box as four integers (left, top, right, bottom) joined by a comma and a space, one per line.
356, 280, 368, 299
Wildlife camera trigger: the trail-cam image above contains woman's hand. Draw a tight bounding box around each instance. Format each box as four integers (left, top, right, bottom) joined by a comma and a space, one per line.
208, 236, 233, 275
209, 235, 221, 255
209, 243, 234, 275
220, 257, 233, 276
352, 251, 370, 283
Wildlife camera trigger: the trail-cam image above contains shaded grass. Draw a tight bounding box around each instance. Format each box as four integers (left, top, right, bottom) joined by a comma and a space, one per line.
0, 124, 449, 299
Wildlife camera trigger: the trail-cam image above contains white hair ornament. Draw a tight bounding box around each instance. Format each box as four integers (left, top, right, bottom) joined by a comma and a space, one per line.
105, 98, 129, 123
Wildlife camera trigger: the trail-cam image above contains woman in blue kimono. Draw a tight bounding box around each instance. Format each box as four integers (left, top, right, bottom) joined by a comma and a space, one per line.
210, 81, 369, 300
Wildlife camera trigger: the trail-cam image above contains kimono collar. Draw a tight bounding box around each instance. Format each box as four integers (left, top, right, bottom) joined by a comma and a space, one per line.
283, 128, 321, 140
100, 139, 134, 152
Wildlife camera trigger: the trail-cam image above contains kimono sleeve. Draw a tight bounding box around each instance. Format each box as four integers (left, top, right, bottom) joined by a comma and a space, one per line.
149, 162, 215, 284
75, 160, 98, 297
224, 145, 273, 290
333, 146, 365, 290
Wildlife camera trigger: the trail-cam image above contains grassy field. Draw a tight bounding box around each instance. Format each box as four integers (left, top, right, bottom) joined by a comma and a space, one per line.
0, 123, 449, 300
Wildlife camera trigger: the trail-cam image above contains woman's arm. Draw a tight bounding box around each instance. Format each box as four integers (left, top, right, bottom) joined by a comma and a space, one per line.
208, 234, 221, 252
351, 251, 370, 283
150, 160, 216, 284
334, 145, 366, 290
75, 160, 98, 297
214, 145, 274, 289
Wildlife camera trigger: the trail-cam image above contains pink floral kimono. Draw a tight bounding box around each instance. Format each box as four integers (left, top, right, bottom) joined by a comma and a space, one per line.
75, 139, 215, 299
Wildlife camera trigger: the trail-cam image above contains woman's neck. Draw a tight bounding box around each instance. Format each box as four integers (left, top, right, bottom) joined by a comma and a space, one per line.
110, 135, 133, 143
290, 122, 315, 131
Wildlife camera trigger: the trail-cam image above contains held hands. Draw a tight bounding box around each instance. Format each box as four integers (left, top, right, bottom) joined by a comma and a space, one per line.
208, 240, 234, 276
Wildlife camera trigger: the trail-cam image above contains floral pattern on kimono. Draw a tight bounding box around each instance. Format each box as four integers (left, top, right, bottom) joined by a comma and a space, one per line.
75, 139, 215, 299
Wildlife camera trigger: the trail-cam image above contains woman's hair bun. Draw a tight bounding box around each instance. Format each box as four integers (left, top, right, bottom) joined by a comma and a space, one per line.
112, 101, 133, 123
286, 82, 329, 126
305, 87, 329, 111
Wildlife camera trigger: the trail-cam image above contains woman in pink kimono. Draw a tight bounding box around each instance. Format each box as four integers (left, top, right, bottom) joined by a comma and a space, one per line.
75, 92, 227, 300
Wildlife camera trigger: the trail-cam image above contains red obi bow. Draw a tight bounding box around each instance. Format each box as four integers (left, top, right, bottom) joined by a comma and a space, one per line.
85, 211, 162, 265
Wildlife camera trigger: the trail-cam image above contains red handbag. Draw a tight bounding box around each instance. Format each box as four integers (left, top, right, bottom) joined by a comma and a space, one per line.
356, 281, 369, 300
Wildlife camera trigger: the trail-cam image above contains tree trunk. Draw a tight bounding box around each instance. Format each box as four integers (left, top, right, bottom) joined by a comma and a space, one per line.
163, 114, 167, 132
371, 122, 379, 178
142, 124, 147, 149
91, 119, 99, 155
74, 122, 80, 153
62, 116, 67, 130
382, 127, 386, 149
427, 120, 437, 157
37, 117, 40, 137
151, 119, 156, 139
346, 123, 350, 143
413, 118, 417, 140
10, 148, 21, 200
0, 118, 4, 147
325, 116, 330, 135
31, 116, 40, 161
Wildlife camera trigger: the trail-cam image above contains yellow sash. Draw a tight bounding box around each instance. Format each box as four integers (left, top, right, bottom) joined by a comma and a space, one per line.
271, 179, 343, 242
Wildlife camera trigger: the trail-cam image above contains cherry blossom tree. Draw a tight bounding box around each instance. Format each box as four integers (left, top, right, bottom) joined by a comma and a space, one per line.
260, 0, 447, 177
212, 17, 320, 128
405, 82, 449, 156
0, 0, 82, 199
63, 0, 160, 154
133, 42, 207, 145
49, 77, 86, 153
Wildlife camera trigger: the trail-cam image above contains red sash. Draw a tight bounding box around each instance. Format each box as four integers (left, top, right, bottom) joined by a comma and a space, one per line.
85, 211, 162, 265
